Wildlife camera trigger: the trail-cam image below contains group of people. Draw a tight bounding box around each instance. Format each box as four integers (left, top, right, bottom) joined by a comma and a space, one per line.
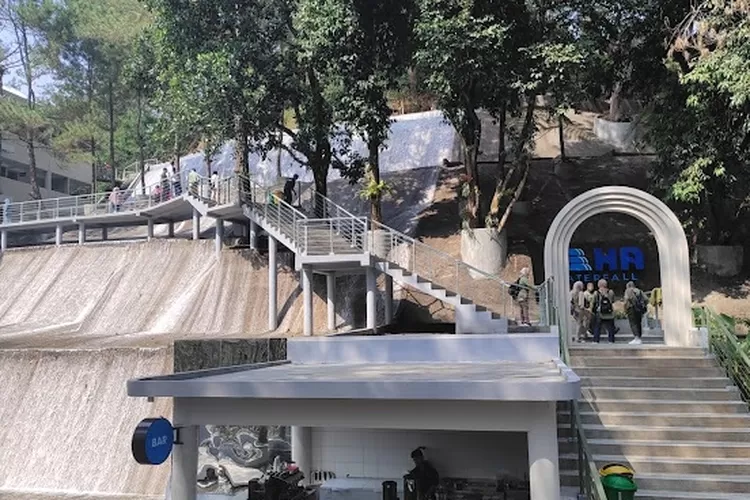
570, 279, 648, 345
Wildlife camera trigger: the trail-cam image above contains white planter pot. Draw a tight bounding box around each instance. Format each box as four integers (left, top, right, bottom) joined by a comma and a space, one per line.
593, 117, 636, 151
695, 245, 744, 277
460, 228, 507, 279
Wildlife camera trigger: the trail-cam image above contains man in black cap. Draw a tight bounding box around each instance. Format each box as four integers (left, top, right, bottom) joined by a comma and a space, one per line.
407, 447, 440, 500
283, 174, 299, 205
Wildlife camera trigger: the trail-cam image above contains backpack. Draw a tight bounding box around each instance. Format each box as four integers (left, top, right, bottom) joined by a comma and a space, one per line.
596, 292, 613, 315
632, 290, 648, 315
508, 278, 521, 299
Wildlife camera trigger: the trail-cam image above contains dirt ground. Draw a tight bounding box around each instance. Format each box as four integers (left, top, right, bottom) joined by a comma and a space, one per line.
407, 161, 750, 320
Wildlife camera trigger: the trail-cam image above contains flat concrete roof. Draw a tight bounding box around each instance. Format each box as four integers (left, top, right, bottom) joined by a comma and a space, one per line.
128, 360, 579, 401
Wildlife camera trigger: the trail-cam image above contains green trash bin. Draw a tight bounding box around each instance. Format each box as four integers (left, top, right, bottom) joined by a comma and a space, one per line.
601, 474, 637, 500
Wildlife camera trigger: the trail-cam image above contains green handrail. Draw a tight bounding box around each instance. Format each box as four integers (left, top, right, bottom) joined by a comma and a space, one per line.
557, 305, 608, 500
696, 306, 750, 402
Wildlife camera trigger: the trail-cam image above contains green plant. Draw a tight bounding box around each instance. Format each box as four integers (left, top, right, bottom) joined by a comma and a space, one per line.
358, 170, 392, 201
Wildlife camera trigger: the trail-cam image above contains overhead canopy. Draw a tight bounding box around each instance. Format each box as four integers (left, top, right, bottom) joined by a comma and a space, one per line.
128, 360, 579, 402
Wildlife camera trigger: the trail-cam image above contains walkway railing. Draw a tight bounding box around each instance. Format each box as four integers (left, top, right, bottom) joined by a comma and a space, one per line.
558, 304, 608, 500
189, 175, 240, 206
696, 307, 750, 402
0, 177, 182, 226
238, 174, 308, 248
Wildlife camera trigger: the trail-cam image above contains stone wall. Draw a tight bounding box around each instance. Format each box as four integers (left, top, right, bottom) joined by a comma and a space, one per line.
173, 338, 287, 373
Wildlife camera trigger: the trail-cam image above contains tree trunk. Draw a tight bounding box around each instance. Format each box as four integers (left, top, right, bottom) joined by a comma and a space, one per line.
498, 102, 506, 169
461, 107, 482, 228
558, 114, 566, 160
108, 78, 116, 186
608, 81, 623, 122
234, 114, 249, 175
367, 138, 382, 223
27, 133, 41, 199
276, 111, 284, 180
137, 89, 145, 194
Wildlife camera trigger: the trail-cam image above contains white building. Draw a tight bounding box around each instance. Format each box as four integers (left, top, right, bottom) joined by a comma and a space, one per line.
128, 333, 580, 500
1, 86, 93, 202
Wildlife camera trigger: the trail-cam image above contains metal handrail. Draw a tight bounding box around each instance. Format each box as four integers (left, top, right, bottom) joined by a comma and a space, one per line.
0, 176, 182, 226
558, 305, 608, 500
696, 306, 750, 402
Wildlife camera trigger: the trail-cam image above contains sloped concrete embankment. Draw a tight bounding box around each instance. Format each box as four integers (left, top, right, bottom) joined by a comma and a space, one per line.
0, 347, 172, 499
0, 240, 338, 348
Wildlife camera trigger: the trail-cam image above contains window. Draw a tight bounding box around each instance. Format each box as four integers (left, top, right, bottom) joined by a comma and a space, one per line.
69, 179, 91, 195
51, 173, 68, 193
35, 168, 47, 189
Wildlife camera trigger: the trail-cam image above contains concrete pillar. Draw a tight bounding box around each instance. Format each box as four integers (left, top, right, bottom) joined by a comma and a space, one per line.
55, 224, 62, 246
528, 402, 560, 500
78, 223, 86, 245
101, 227, 108, 241
0, 230, 6, 252
268, 235, 278, 331
249, 219, 258, 250
215, 219, 224, 256
192, 209, 200, 240
366, 266, 377, 330
171, 424, 198, 500
168, 221, 175, 238
326, 273, 336, 331
147, 219, 154, 241
303, 266, 313, 337
291, 426, 312, 484
384, 274, 394, 323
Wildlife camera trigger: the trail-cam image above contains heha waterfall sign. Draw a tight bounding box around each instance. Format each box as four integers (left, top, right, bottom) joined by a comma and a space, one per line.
569, 246, 645, 284
131, 417, 174, 465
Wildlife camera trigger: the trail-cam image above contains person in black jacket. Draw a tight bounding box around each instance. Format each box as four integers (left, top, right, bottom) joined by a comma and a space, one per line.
408, 447, 440, 500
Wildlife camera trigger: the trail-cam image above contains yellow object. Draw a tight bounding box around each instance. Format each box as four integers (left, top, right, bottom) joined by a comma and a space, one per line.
599, 463, 635, 478
649, 287, 662, 307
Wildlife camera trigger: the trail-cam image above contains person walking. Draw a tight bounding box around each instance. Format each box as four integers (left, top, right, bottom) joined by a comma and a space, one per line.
515, 267, 533, 326
109, 187, 121, 213
283, 174, 299, 205
160, 168, 170, 202
188, 168, 200, 197
210, 171, 220, 202
570, 281, 590, 343
593, 279, 616, 343
624, 281, 647, 345
583, 282, 596, 339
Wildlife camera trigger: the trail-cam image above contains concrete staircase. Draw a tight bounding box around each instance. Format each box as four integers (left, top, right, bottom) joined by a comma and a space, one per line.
559, 345, 750, 499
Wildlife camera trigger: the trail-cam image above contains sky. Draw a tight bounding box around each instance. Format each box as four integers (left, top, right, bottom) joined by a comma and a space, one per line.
1, 26, 57, 99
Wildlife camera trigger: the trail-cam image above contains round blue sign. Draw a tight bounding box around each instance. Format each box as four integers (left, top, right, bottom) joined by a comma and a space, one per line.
132, 417, 174, 465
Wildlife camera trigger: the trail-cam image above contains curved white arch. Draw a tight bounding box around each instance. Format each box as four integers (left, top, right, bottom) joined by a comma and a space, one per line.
544, 186, 696, 346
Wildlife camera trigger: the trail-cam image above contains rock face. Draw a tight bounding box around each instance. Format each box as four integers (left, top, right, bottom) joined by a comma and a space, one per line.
695, 245, 745, 277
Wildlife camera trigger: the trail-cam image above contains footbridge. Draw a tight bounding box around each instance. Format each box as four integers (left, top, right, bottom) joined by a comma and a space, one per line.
0, 174, 552, 335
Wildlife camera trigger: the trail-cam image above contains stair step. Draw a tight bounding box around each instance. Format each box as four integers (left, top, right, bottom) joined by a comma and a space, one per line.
635, 489, 750, 500
560, 469, 750, 494
570, 346, 707, 357
560, 454, 750, 476
558, 411, 750, 428
557, 424, 750, 442
581, 387, 739, 401
572, 356, 716, 368
573, 366, 725, 378
579, 376, 732, 389
560, 438, 750, 459
578, 400, 748, 414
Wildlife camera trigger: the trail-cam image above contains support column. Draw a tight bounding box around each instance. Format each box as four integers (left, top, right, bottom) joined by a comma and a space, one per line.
168, 221, 175, 238
384, 274, 394, 323
147, 219, 154, 241
171, 424, 198, 500
0, 230, 6, 252
101, 227, 108, 241
192, 209, 200, 241
55, 224, 62, 246
303, 265, 313, 337
249, 219, 258, 250
215, 219, 224, 256
326, 273, 336, 331
366, 266, 377, 330
291, 426, 312, 484
268, 235, 278, 331
528, 402, 560, 500
78, 223, 86, 245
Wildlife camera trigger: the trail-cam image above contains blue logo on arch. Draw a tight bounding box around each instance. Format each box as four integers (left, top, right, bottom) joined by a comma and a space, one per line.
132, 417, 174, 465
569, 248, 592, 271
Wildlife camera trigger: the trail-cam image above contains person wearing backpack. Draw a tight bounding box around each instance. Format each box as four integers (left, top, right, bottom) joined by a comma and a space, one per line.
512, 267, 533, 326
624, 281, 647, 345
593, 279, 616, 343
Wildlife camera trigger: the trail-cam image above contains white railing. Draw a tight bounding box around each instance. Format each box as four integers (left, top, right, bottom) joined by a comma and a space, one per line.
188, 175, 240, 206
297, 217, 369, 255
238, 174, 308, 247
0, 177, 182, 226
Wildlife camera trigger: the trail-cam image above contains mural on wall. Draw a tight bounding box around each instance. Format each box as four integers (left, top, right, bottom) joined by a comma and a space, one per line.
197, 425, 292, 495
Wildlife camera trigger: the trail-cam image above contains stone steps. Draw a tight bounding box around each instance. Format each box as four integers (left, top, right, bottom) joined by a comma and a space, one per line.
570, 346, 706, 358
635, 490, 750, 500
560, 469, 750, 494
560, 438, 750, 459
577, 399, 748, 414
578, 376, 731, 388
571, 355, 717, 368
559, 454, 750, 476
558, 411, 750, 428
558, 424, 750, 442
573, 366, 725, 377
581, 386, 739, 401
